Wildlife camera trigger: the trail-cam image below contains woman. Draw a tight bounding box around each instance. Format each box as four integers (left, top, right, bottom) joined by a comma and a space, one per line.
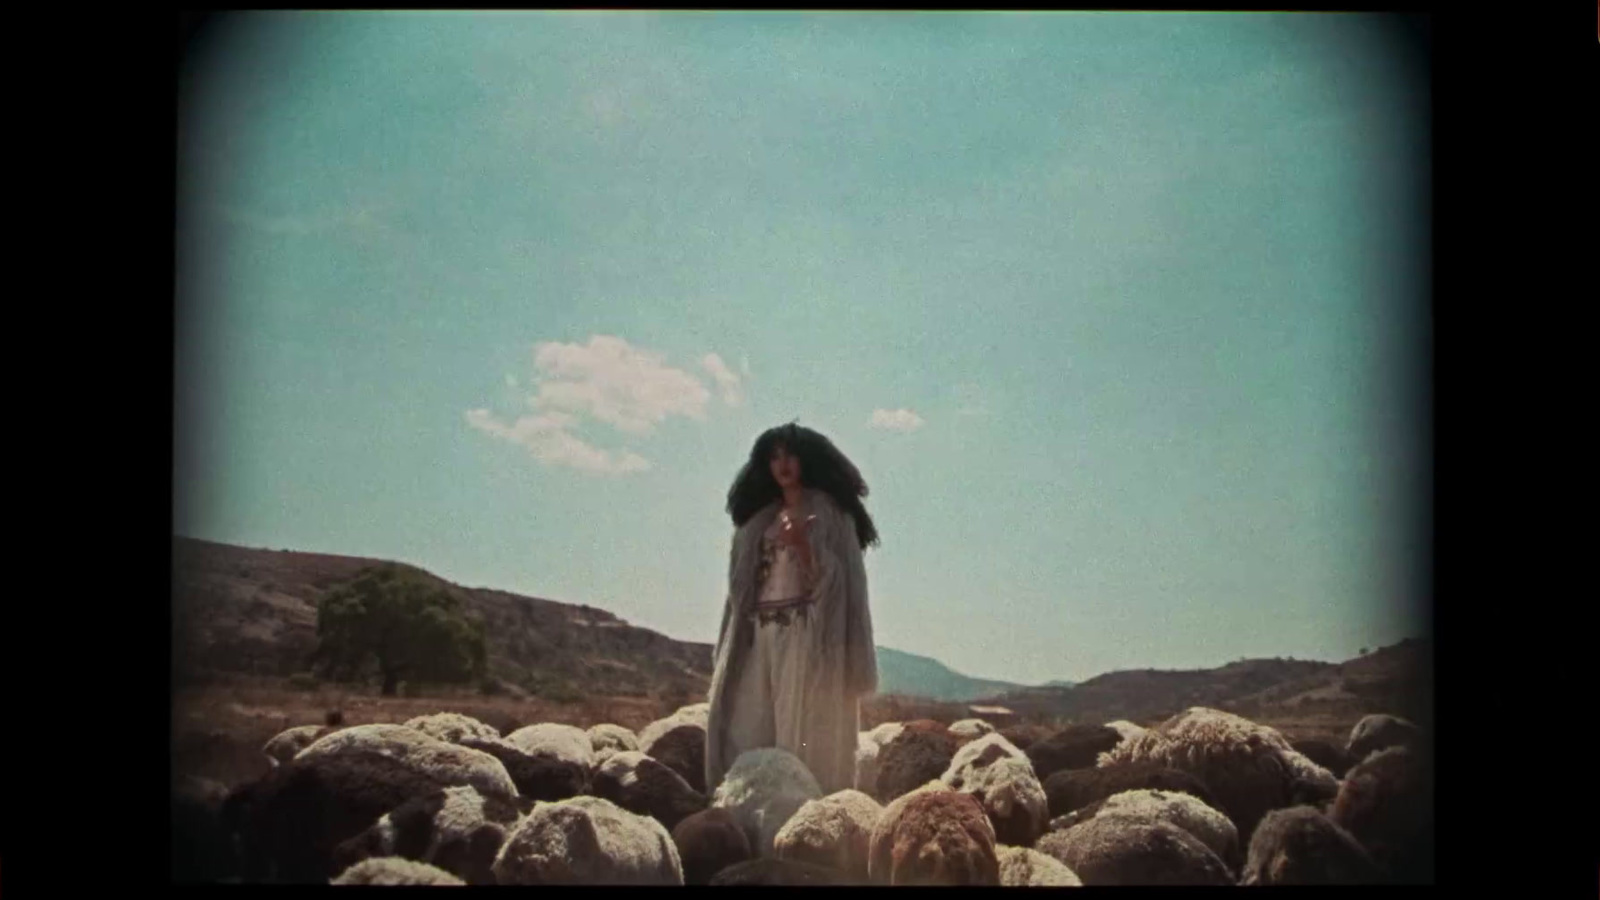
704, 422, 880, 796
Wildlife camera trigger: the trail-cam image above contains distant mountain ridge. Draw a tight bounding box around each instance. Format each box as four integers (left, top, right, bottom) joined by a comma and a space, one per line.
170, 537, 1427, 727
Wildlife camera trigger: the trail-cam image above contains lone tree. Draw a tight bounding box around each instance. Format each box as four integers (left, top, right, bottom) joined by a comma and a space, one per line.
313, 563, 488, 696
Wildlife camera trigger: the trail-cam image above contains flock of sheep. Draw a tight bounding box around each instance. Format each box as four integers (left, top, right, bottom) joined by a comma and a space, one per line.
171, 702, 1433, 885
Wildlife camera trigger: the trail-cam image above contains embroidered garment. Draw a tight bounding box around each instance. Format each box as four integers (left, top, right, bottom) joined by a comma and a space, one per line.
705, 489, 877, 797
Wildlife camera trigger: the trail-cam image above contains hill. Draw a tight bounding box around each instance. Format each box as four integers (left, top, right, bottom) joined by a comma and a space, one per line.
874, 647, 1035, 703
170, 537, 1428, 731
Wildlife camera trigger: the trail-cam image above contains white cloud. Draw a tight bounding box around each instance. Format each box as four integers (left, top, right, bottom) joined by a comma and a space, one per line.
531, 335, 711, 434
700, 353, 744, 406
870, 408, 926, 432
469, 335, 745, 476
465, 409, 651, 475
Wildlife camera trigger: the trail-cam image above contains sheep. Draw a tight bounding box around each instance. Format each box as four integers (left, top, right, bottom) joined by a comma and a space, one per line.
1035, 812, 1234, 885
1291, 738, 1354, 779
939, 734, 1049, 847
586, 723, 640, 764
1044, 760, 1218, 821
504, 723, 597, 771
1329, 744, 1433, 884
995, 845, 1083, 886
671, 807, 754, 885
872, 721, 959, 804
710, 747, 824, 859
853, 723, 905, 796
295, 723, 518, 804
403, 712, 500, 745
996, 722, 1055, 752
590, 750, 708, 833
231, 747, 493, 883
638, 710, 709, 795
638, 702, 710, 749
456, 735, 589, 802
1026, 723, 1125, 781
1345, 714, 1423, 766
491, 795, 684, 885
1104, 720, 1147, 743
330, 784, 521, 885
1096, 707, 1339, 843
329, 857, 466, 885
772, 789, 883, 882
948, 718, 996, 742
709, 858, 853, 884
263, 724, 332, 767
1240, 805, 1384, 885
866, 784, 1000, 885
1048, 788, 1240, 873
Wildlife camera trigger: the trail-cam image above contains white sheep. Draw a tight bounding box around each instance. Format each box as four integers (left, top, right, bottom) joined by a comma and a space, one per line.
1061, 788, 1239, 871
772, 789, 883, 882
948, 718, 996, 741
586, 723, 641, 764
638, 703, 709, 752
710, 748, 824, 859
940, 735, 1049, 848
295, 723, 518, 803
262, 724, 329, 767
854, 723, 905, 796
1104, 720, 1147, 743
403, 712, 500, 745
505, 723, 597, 772
1036, 812, 1233, 885
330, 857, 467, 885
331, 784, 520, 885
1096, 707, 1338, 842
995, 845, 1083, 886
492, 795, 684, 885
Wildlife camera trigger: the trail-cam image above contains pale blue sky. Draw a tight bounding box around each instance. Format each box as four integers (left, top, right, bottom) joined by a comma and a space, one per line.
176, 11, 1429, 685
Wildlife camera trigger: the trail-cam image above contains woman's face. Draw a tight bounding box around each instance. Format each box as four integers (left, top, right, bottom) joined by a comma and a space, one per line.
769, 443, 802, 490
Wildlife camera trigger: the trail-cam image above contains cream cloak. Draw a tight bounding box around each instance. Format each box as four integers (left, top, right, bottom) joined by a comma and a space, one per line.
703, 487, 877, 795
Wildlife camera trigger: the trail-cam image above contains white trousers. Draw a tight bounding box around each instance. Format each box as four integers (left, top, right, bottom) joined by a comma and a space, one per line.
725, 603, 818, 767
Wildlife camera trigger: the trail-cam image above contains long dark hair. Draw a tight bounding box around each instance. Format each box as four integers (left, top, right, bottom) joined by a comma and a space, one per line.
726, 422, 880, 551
